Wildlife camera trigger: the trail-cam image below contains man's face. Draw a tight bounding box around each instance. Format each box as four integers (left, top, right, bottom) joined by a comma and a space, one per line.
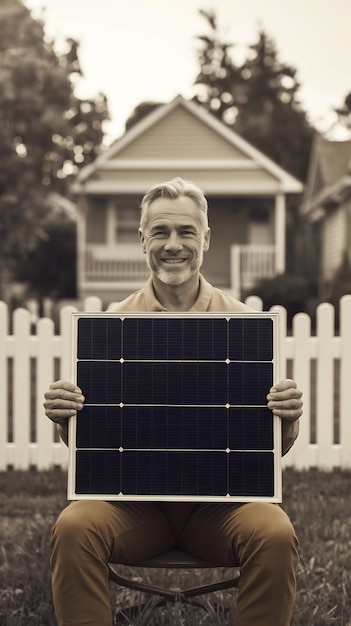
139, 196, 211, 286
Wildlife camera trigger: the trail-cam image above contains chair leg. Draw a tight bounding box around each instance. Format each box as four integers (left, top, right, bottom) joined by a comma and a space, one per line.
109, 567, 239, 600
109, 563, 240, 624
182, 572, 240, 599
114, 595, 231, 625
111, 572, 239, 625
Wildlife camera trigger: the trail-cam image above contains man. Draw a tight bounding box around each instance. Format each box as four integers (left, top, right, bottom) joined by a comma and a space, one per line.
44, 177, 303, 626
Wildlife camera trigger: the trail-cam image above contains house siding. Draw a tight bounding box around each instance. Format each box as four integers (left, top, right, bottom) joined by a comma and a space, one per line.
116, 107, 250, 160
86, 200, 107, 243
321, 207, 346, 281
90, 168, 278, 191
202, 199, 247, 286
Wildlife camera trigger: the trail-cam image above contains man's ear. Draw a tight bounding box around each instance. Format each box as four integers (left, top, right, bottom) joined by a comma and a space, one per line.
139, 228, 146, 253
203, 228, 211, 252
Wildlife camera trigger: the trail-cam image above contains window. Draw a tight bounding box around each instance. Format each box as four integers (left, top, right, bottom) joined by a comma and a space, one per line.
115, 204, 140, 244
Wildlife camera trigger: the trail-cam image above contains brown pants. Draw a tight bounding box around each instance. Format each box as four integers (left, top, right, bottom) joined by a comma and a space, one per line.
50, 500, 298, 626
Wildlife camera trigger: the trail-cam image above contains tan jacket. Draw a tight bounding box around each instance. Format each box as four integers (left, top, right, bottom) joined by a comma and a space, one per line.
108, 274, 250, 314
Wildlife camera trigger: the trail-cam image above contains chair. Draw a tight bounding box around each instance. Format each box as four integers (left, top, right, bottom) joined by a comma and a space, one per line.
108, 548, 240, 622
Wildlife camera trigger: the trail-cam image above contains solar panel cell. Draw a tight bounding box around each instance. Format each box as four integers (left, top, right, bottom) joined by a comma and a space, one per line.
228, 362, 273, 405
228, 317, 273, 361
78, 317, 122, 360
77, 361, 122, 404
228, 452, 274, 496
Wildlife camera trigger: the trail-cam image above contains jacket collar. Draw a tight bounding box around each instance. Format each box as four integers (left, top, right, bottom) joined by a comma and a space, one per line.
143, 275, 213, 312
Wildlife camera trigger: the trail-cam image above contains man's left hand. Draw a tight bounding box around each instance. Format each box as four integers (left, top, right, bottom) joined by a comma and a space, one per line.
267, 379, 303, 423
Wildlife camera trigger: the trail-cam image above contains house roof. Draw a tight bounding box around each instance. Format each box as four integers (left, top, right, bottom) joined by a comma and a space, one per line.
318, 140, 351, 185
301, 134, 351, 217
72, 95, 303, 196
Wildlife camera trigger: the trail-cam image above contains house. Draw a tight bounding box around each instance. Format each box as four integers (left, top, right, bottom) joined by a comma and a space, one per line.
300, 134, 351, 296
72, 95, 303, 305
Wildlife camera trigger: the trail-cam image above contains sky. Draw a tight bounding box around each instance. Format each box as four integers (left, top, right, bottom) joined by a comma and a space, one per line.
24, 0, 351, 144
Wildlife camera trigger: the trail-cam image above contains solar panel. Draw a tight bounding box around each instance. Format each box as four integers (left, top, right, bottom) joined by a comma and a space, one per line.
68, 312, 282, 502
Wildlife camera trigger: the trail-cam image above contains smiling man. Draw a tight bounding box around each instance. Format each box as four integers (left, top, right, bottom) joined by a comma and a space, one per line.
139, 187, 211, 292
44, 177, 303, 626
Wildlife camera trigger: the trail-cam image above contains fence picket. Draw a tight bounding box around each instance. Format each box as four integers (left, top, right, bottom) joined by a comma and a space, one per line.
11, 309, 32, 469
35, 317, 57, 469
340, 295, 351, 466
316, 303, 340, 468
83, 296, 103, 312
60, 305, 77, 382
289, 312, 315, 469
0, 302, 9, 470
1, 297, 351, 470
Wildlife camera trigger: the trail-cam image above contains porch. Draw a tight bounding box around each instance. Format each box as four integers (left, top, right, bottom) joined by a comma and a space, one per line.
80, 243, 278, 299
231, 244, 277, 299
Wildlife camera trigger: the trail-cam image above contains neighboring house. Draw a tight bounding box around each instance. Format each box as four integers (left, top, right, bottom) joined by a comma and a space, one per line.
72, 95, 303, 305
300, 134, 351, 296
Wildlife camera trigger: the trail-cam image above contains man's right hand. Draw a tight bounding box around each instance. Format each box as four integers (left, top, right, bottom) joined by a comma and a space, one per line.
44, 380, 85, 426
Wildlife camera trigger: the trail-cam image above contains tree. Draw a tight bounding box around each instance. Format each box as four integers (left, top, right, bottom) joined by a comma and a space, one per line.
193, 10, 245, 125
335, 92, 351, 133
0, 0, 109, 297
16, 210, 77, 302
125, 101, 162, 131
194, 11, 313, 182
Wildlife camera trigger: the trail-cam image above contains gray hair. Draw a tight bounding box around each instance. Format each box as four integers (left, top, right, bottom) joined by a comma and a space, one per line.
139, 177, 208, 229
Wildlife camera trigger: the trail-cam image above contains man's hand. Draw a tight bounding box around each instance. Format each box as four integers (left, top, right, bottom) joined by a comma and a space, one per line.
267, 379, 303, 423
44, 380, 85, 426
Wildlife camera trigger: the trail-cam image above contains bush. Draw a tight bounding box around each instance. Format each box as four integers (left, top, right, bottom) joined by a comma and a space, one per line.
245, 273, 318, 321
325, 251, 351, 306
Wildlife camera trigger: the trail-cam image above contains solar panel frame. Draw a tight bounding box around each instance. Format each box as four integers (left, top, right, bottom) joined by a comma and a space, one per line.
68, 312, 282, 503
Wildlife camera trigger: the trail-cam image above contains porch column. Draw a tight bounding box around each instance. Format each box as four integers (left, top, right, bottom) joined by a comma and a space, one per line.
76, 197, 87, 298
106, 199, 116, 245
275, 193, 286, 274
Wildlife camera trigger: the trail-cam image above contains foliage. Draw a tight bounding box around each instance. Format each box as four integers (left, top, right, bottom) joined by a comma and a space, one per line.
194, 10, 244, 124
246, 273, 318, 321
325, 251, 351, 304
194, 10, 314, 182
15, 210, 77, 300
0, 0, 109, 294
125, 101, 162, 131
322, 251, 351, 329
335, 91, 351, 133
0, 469, 351, 625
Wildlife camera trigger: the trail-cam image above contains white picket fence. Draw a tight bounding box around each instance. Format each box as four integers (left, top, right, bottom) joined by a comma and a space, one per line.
1, 295, 351, 471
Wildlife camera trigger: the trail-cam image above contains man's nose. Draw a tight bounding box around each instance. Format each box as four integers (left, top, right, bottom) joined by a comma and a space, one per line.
164, 232, 183, 252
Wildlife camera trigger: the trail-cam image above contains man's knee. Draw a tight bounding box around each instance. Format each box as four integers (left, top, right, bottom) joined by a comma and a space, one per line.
241, 504, 298, 571
53, 502, 94, 538
51, 501, 113, 562
259, 505, 296, 545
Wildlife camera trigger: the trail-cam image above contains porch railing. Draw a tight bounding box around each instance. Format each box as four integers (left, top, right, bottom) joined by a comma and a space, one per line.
231, 244, 277, 299
84, 245, 149, 281
83, 244, 277, 294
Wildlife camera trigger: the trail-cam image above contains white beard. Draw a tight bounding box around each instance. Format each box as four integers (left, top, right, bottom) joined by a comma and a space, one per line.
145, 251, 203, 285
153, 266, 194, 285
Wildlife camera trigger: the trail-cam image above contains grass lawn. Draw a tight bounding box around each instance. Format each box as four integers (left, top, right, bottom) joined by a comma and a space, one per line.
0, 468, 350, 625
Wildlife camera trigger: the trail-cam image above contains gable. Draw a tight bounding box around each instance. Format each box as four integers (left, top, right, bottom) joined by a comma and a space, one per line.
319, 140, 351, 186
116, 105, 251, 160
302, 136, 351, 216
